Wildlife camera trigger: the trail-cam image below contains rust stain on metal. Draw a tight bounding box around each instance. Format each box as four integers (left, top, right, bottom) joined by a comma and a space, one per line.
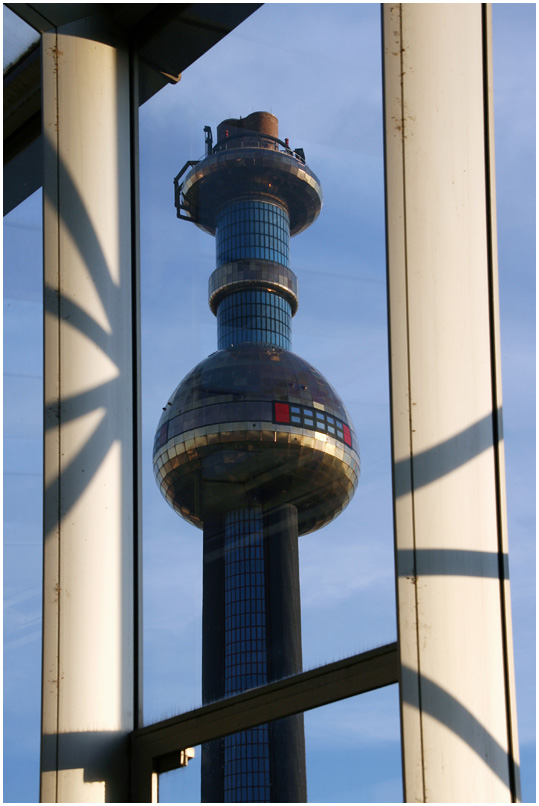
49, 44, 64, 75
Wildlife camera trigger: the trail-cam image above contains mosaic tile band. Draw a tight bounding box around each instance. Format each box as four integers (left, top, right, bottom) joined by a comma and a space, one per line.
154, 344, 360, 534
208, 260, 298, 315
178, 145, 323, 236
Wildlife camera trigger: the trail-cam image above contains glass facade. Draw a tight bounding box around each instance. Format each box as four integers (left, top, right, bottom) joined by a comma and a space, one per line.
3, 190, 43, 803
273, 401, 352, 445
224, 728, 270, 803
216, 201, 290, 266
224, 508, 270, 802
217, 289, 292, 349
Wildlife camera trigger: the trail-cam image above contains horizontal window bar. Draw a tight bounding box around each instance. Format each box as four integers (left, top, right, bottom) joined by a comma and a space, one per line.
131, 641, 398, 793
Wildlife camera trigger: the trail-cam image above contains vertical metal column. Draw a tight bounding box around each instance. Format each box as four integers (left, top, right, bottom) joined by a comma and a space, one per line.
383, 5, 520, 802
41, 21, 140, 803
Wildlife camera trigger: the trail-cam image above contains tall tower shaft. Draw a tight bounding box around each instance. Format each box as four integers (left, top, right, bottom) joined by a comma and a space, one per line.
154, 112, 360, 802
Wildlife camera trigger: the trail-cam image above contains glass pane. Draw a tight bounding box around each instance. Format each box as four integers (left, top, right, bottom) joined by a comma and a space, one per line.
157, 686, 401, 802
305, 687, 402, 803
3, 189, 43, 803
141, 1, 394, 726
141, 15, 535, 804
491, 9, 536, 803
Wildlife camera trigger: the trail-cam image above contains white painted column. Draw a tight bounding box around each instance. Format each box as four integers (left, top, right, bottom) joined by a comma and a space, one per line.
383, 5, 520, 802
41, 20, 140, 803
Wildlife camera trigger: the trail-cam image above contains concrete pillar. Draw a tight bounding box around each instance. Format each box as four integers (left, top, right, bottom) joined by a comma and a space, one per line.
383, 5, 520, 802
41, 20, 140, 803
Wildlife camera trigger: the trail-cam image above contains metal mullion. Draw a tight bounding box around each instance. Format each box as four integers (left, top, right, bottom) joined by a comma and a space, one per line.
130, 642, 398, 798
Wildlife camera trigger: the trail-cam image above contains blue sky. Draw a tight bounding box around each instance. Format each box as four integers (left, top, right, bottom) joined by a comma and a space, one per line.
3, 4, 535, 803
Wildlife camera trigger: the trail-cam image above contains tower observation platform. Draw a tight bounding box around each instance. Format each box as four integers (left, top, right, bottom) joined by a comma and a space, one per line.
154, 112, 360, 802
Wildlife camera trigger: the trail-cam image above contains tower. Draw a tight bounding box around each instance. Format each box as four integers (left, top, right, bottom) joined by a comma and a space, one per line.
153, 112, 360, 802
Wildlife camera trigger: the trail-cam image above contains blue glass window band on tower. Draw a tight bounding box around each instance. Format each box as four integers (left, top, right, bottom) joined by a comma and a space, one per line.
216, 200, 290, 267
217, 289, 292, 349
224, 508, 267, 694
224, 508, 270, 802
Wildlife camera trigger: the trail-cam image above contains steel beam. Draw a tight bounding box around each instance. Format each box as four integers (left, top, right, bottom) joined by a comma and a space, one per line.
130, 643, 398, 801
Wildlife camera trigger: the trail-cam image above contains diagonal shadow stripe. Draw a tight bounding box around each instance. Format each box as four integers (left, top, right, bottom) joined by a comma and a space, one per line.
44, 412, 113, 538
44, 286, 120, 365
44, 379, 118, 430
401, 665, 519, 792
43, 135, 120, 327
394, 410, 502, 498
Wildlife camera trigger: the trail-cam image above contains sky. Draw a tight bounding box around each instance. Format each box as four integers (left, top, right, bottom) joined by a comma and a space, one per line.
3, 3, 535, 803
